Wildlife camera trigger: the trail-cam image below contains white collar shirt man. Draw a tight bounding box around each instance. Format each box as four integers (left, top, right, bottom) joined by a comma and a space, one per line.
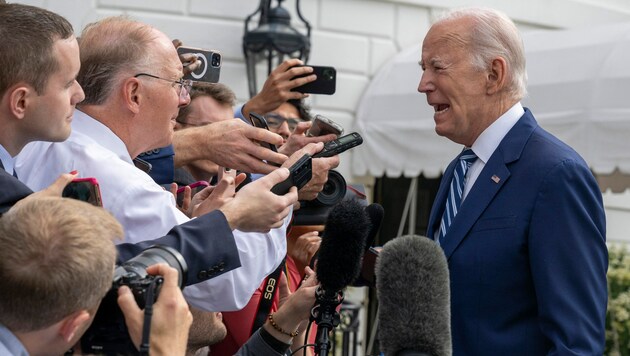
16, 109, 289, 311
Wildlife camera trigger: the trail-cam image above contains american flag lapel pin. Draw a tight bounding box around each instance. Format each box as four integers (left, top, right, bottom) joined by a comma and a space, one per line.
491, 175, 501, 183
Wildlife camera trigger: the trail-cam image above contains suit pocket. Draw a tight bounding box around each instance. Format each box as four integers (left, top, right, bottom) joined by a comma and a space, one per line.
471, 216, 516, 232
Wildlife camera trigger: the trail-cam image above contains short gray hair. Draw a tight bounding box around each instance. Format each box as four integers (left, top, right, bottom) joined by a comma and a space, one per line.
436, 7, 528, 100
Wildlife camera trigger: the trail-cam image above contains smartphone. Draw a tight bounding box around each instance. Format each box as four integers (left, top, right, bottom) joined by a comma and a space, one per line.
62, 177, 103, 207
312, 132, 363, 158
176, 181, 210, 206
306, 114, 344, 137
248, 112, 278, 153
271, 154, 313, 195
176, 46, 221, 83
291, 65, 336, 95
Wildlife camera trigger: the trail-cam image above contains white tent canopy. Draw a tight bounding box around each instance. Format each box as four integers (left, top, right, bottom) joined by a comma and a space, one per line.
352, 22, 630, 179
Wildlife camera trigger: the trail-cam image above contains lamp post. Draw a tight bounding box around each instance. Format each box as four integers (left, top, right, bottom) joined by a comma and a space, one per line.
243, 0, 311, 98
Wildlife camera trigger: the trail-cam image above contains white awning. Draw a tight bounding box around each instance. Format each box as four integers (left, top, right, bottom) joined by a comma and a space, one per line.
352, 22, 630, 181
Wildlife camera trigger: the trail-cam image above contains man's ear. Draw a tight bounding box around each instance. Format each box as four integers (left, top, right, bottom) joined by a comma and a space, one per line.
6, 84, 33, 120
123, 78, 142, 115
486, 57, 507, 95
58, 309, 91, 343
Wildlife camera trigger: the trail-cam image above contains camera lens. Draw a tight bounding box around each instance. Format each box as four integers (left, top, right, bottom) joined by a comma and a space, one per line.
211, 53, 221, 67
314, 170, 346, 206
323, 69, 335, 81
116, 245, 188, 288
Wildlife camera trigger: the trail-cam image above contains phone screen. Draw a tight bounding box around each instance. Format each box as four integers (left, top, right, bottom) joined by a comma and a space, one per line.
62, 178, 103, 206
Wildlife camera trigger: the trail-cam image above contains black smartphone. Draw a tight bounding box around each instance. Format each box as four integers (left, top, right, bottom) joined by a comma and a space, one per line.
291, 65, 336, 95
62, 177, 103, 207
271, 154, 313, 195
177, 46, 221, 83
306, 114, 344, 137
312, 132, 363, 158
248, 112, 278, 153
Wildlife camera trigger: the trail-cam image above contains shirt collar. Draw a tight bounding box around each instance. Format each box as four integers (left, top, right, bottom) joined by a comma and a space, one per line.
0, 144, 15, 175
73, 109, 134, 164
470, 102, 524, 164
0, 323, 29, 356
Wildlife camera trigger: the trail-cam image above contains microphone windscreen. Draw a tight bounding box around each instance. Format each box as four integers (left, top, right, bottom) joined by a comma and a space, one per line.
364, 203, 384, 249
376, 235, 451, 356
316, 199, 370, 293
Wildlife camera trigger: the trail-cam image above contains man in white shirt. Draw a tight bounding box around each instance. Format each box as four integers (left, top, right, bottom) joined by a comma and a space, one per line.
16, 16, 318, 312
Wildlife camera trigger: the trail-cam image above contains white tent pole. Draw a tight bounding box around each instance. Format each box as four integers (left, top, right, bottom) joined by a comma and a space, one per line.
397, 177, 418, 237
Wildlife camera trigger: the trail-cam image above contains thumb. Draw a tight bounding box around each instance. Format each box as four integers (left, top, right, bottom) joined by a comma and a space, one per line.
292, 121, 311, 136
46, 171, 79, 196
260, 167, 290, 188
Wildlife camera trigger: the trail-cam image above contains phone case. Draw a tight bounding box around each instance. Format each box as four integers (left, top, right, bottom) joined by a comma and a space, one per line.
177, 46, 222, 83
306, 114, 344, 137
62, 177, 103, 207
291, 65, 336, 95
248, 112, 278, 154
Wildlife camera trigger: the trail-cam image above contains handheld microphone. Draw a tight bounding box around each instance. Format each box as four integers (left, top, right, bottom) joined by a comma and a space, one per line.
312, 199, 370, 356
376, 235, 452, 356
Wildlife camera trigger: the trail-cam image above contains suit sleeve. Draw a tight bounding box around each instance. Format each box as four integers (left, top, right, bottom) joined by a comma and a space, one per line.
529, 159, 608, 355
0, 171, 34, 215
116, 210, 241, 287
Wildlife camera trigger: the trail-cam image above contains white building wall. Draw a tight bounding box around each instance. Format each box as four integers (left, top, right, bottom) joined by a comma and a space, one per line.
13, 0, 630, 183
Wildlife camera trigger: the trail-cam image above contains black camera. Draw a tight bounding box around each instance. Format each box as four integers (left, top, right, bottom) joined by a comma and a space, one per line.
81, 245, 188, 354
294, 170, 349, 226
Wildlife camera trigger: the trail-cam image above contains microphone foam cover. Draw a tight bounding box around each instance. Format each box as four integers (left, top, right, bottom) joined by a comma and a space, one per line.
316, 199, 370, 293
376, 235, 451, 356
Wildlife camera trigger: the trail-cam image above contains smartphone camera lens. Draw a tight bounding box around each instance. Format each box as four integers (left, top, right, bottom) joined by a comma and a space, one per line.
211, 53, 221, 67
323, 69, 335, 81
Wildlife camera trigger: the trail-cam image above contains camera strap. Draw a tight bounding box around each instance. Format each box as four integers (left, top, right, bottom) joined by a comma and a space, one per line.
251, 258, 285, 336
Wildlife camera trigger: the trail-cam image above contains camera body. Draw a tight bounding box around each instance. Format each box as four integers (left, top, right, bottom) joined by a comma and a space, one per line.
81, 245, 187, 354
294, 171, 367, 226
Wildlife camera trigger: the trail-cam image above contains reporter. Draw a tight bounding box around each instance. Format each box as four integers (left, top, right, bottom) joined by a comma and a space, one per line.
0, 197, 119, 355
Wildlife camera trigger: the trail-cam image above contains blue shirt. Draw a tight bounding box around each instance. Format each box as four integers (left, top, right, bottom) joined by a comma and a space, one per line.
0, 324, 28, 356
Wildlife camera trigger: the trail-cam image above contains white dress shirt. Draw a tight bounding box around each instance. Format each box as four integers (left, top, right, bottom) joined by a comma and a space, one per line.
463, 102, 524, 200
16, 110, 289, 311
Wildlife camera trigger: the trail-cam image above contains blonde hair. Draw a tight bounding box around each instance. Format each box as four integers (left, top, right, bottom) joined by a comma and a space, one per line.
0, 197, 121, 332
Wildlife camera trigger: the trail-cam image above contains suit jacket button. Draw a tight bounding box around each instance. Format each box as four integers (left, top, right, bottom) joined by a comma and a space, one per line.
197, 270, 208, 280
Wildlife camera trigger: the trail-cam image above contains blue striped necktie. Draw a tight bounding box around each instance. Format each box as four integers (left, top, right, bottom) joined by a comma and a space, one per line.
437, 149, 477, 244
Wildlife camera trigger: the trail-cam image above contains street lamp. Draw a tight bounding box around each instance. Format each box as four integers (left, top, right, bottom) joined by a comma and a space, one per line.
243, 0, 311, 98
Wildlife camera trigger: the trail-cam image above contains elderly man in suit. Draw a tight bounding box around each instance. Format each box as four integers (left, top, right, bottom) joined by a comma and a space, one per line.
420, 7, 607, 355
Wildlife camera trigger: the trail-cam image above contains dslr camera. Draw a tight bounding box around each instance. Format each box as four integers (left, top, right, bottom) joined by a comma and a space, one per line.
81, 245, 187, 354
295, 170, 367, 226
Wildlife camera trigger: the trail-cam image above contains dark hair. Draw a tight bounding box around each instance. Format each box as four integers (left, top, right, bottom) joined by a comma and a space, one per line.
0, 4, 74, 95
176, 82, 236, 122
286, 98, 313, 121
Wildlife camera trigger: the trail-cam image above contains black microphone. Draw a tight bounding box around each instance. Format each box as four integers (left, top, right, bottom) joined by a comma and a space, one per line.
353, 203, 384, 287
312, 199, 370, 356
376, 235, 452, 356
364, 203, 384, 249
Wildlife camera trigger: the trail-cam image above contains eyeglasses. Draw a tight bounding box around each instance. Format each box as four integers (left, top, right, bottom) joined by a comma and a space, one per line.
134, 73, 193, 101
264, 113, 303, 131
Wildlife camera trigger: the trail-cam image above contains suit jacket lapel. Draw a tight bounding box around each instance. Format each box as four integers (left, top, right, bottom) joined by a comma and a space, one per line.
439, 109, 539, 259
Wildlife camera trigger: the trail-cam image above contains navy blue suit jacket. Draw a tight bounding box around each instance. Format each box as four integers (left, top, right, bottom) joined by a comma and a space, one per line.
0, 169, 240, 286
427, 109, 607, 355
